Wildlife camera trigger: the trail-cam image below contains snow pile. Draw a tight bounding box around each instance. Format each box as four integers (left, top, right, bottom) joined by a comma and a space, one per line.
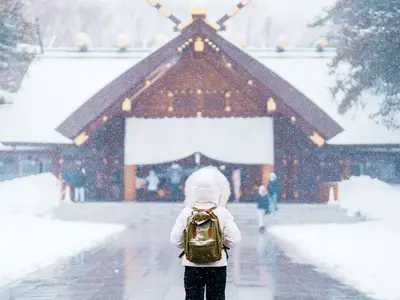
339, 176, 400, 221
0, 173, 126, 287
0, 216, 125, 287
269, 176, 400, 300
270, 222, 400, 300
0, 173, 62, 217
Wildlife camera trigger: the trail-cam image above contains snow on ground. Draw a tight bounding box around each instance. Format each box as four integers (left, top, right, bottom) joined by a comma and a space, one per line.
0, 173, 125, 287
269, 176, 400, 300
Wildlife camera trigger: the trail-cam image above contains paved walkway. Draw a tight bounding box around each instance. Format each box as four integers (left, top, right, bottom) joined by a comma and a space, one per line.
0, 204, 374, 299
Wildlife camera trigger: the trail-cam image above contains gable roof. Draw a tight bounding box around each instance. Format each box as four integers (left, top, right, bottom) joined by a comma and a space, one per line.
56, 19, 342, 140
1, 24, 397, 146
205, 25, 343, 139
56, 32, 188, 140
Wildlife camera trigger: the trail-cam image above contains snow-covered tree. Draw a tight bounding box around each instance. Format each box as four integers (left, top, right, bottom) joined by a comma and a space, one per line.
0, 0, 35, 92
315, 0, 400, 127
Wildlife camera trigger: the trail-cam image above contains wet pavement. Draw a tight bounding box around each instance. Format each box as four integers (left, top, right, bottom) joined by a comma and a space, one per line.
0, 204, 375, 299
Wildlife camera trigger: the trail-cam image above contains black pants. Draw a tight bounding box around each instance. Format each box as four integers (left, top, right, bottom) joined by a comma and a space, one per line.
184, 266, 227, 300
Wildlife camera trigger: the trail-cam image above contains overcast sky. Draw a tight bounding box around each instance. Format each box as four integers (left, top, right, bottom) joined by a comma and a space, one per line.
32, 0, 337, 48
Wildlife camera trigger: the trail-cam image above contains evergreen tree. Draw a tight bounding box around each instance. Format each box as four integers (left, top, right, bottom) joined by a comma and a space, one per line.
0, 0, 35, 93
315, 0, 400, 127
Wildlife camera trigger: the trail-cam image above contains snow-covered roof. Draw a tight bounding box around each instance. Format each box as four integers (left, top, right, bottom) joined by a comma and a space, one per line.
0, 51, 149, 144
251, 52, 399, 145
0, 48, 397, 146
0, 142, 49, 152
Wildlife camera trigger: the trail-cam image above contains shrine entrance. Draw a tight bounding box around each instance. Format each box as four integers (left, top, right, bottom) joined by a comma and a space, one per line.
56, 11, 342, 203
135, 154, 262, 202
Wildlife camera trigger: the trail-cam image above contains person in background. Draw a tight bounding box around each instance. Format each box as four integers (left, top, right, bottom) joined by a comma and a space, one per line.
268, 172, 279, 214
168, 163, 182, 201
61, 171, 74, 201
74, 165, 87, 203
146, 170, 160, 201
256, 185, 269, 233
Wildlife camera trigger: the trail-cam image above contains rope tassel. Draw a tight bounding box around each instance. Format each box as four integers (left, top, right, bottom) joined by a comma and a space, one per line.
192, 224, 197, 239
208, 220, 213, 237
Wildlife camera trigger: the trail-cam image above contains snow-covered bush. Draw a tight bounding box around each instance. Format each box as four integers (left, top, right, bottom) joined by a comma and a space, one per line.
339, 176, 400, 222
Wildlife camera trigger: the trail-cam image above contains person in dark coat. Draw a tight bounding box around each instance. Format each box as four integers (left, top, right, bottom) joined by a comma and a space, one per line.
74, 165, 87, 203
256, 185, 269, 233
167, 163, 182, 201
268, 172, 279, 214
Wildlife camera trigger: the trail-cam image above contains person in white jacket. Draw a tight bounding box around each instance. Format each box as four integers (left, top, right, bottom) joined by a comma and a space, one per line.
170, 166, 241, 300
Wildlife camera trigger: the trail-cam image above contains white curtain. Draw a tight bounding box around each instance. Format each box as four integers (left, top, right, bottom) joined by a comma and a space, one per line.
125, 117, 274, 165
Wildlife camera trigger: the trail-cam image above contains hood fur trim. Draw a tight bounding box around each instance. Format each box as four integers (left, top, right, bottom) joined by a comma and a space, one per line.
184, 166, 231, 207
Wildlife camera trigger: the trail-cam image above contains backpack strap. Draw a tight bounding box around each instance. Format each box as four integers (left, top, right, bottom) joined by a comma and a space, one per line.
223, 246, 230, 260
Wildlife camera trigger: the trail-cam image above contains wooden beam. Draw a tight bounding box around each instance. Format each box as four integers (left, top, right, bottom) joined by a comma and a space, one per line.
262, 164, 274, 187
124, 165, 136, 201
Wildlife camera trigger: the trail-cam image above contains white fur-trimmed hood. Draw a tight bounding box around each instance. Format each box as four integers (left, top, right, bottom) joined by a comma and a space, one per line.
184, 166, 231, 207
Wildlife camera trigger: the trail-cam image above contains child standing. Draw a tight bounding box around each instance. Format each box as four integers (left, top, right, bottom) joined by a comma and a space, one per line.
256, 185, 269, 233
170, 166, 241, 300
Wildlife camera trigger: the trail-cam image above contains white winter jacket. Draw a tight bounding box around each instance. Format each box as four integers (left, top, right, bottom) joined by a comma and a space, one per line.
170, 166, 241, 267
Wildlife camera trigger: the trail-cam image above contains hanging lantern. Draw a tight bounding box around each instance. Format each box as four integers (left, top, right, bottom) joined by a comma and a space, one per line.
122, 98, 132, 112
267, 97, 276, 112
194, 37, 204, 52
225, 92, 231, 111
74, 132, 89, 146
309, 131, 325, 147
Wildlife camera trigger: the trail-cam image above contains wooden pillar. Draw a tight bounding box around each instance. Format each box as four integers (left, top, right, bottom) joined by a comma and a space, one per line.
343, 158, 351, 179
333, 183, 339, 201
124, 165, 136, 201
262, 164, 274, 187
